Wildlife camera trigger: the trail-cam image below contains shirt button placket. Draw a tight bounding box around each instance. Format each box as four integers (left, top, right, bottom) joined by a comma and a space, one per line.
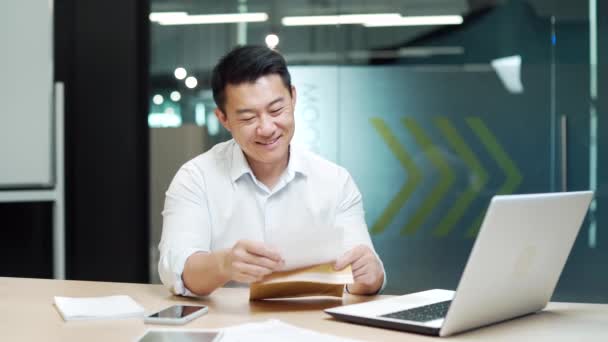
265, 194, 273, 236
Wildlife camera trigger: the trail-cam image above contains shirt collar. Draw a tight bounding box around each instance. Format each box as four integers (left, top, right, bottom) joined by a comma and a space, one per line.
229, 140, 309, 184
285, 144, 309, 179
230, 141, 253, 183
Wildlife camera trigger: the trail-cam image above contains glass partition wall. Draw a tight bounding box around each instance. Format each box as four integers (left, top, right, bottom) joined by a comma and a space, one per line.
149, 0, 607, 302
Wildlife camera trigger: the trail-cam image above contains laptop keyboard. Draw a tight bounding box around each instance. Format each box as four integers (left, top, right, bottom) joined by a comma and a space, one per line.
380, 300, 452, 322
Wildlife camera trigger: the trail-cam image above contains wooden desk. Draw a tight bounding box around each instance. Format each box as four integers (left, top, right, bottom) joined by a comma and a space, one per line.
1, 277, 607, 341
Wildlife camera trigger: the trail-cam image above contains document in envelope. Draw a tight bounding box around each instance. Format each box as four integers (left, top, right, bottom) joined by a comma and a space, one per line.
267, 226, 345, 271
249, 263, 353, 300
251, 227, 353, 300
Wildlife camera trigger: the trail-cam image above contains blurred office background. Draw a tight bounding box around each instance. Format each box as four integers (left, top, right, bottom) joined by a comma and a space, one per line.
1, 0, 606, 303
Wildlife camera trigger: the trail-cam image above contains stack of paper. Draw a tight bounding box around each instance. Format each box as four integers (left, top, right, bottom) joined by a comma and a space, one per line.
137, 329, 222, 342
221, 319, 360, 342
139, 320, 359, 342
54, 295, 144, 321
267, 226, 346, 271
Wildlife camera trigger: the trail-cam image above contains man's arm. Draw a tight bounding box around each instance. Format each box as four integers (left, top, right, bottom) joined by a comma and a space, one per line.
159, 164, 285, 296
333, 169, 386, 295
182, 251, 230, 296
158, 164, 213, 296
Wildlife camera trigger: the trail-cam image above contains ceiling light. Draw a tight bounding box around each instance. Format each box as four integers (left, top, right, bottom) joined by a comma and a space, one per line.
149, 12, 188, 22
148, 112, 182, 128
265, 34, 279, 49
155, 13, 268, 26
364, 15, 463, 27
185, 76, 198, 89
282, 13, 401, 26
170, 91, 181, 102
152, 94, 164, 105
174, 67, 187, 80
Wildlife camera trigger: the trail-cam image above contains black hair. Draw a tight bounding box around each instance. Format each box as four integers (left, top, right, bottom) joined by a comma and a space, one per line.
211, 45, 292, 113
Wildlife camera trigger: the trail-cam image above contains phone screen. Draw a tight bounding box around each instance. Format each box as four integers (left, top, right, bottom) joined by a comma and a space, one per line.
148, 305, 207, 319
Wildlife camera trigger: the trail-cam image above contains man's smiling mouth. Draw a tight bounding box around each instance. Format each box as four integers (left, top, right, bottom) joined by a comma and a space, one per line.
257, 136, 280, 145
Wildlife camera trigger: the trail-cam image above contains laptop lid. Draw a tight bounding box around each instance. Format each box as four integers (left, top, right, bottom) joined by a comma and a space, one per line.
439, 191, 593, 336
325, 191, 592, 337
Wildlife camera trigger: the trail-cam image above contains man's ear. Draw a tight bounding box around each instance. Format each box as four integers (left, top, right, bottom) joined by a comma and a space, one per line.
214, 108, 231, 132
290, 85, 297, 108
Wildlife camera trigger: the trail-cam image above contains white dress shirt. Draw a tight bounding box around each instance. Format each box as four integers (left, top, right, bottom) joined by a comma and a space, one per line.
158, 139, 385, 295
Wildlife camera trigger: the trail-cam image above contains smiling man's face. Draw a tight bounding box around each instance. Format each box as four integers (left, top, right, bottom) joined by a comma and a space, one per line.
215, 74, 296, 168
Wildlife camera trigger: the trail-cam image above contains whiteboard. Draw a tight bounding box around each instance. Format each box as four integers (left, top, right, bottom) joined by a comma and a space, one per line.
0, 0, 54, 188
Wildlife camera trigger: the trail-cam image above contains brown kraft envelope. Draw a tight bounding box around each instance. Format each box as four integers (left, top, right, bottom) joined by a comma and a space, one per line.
249, 263, 354, 301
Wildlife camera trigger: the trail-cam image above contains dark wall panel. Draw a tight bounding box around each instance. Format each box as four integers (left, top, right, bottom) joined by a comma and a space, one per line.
55, 0, 150, 283
0, 203, 53, 278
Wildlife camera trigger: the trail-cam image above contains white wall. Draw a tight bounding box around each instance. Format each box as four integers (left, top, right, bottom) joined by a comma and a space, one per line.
0, 0, 53, 188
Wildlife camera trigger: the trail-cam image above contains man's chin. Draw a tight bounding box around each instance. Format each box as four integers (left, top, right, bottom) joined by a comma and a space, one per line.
250, 148, 288, 164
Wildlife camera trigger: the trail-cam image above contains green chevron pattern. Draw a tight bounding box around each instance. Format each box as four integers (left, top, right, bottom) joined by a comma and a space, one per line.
401, 118, 455, 235
369, 118, 422, 234
369, 116, 521, 238
433, 117, 489, 237
465, 117, 523, 237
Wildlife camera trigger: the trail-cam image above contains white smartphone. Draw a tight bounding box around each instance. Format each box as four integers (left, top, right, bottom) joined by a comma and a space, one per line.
144, 304, 208, 325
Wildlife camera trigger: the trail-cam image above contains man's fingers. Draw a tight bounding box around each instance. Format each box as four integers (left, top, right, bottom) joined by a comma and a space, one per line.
335, 246, 365, 270
242, 253, 283, 271
353, 264, 381, 287
333, 251, 353, 271
232, 261, 272, 279
353, 263, 371, 279
227, 240, 285, 283
350, 255, 372, 273
233, 273, 260, 284
243, 240, 283, 262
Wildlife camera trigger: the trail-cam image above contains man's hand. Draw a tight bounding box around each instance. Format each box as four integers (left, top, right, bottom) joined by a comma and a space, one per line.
334, 244, 384, 295
220, 240, 284, 283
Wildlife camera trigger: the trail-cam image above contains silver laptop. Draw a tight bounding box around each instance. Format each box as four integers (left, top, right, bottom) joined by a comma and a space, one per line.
325, 191, 593, 337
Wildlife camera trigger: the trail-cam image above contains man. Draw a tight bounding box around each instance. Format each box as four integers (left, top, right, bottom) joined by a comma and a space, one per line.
158, 45, 385, 296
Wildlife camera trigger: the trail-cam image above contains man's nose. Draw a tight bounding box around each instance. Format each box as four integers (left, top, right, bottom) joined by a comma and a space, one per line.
256, 113, 275, 136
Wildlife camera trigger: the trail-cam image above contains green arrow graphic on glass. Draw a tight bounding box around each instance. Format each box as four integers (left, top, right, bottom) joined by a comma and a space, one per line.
370, 117, 422, 235
433, 117, 488, 237
465, 117, 523, 237
401, 117, 455, 235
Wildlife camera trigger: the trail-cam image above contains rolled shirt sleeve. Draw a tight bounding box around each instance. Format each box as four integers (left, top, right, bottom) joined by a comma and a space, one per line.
158, 163, 211, 296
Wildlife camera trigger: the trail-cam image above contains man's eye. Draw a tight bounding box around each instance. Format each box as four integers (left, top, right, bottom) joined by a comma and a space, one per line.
242, 116, 255, 121
270, 108, 284, 115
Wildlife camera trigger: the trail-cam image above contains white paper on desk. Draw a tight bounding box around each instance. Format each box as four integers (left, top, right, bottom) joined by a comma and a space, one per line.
54, 295, 144, 321
137, 328, 223, 342
221, 319, 361, 342
267, 226, 345, 271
